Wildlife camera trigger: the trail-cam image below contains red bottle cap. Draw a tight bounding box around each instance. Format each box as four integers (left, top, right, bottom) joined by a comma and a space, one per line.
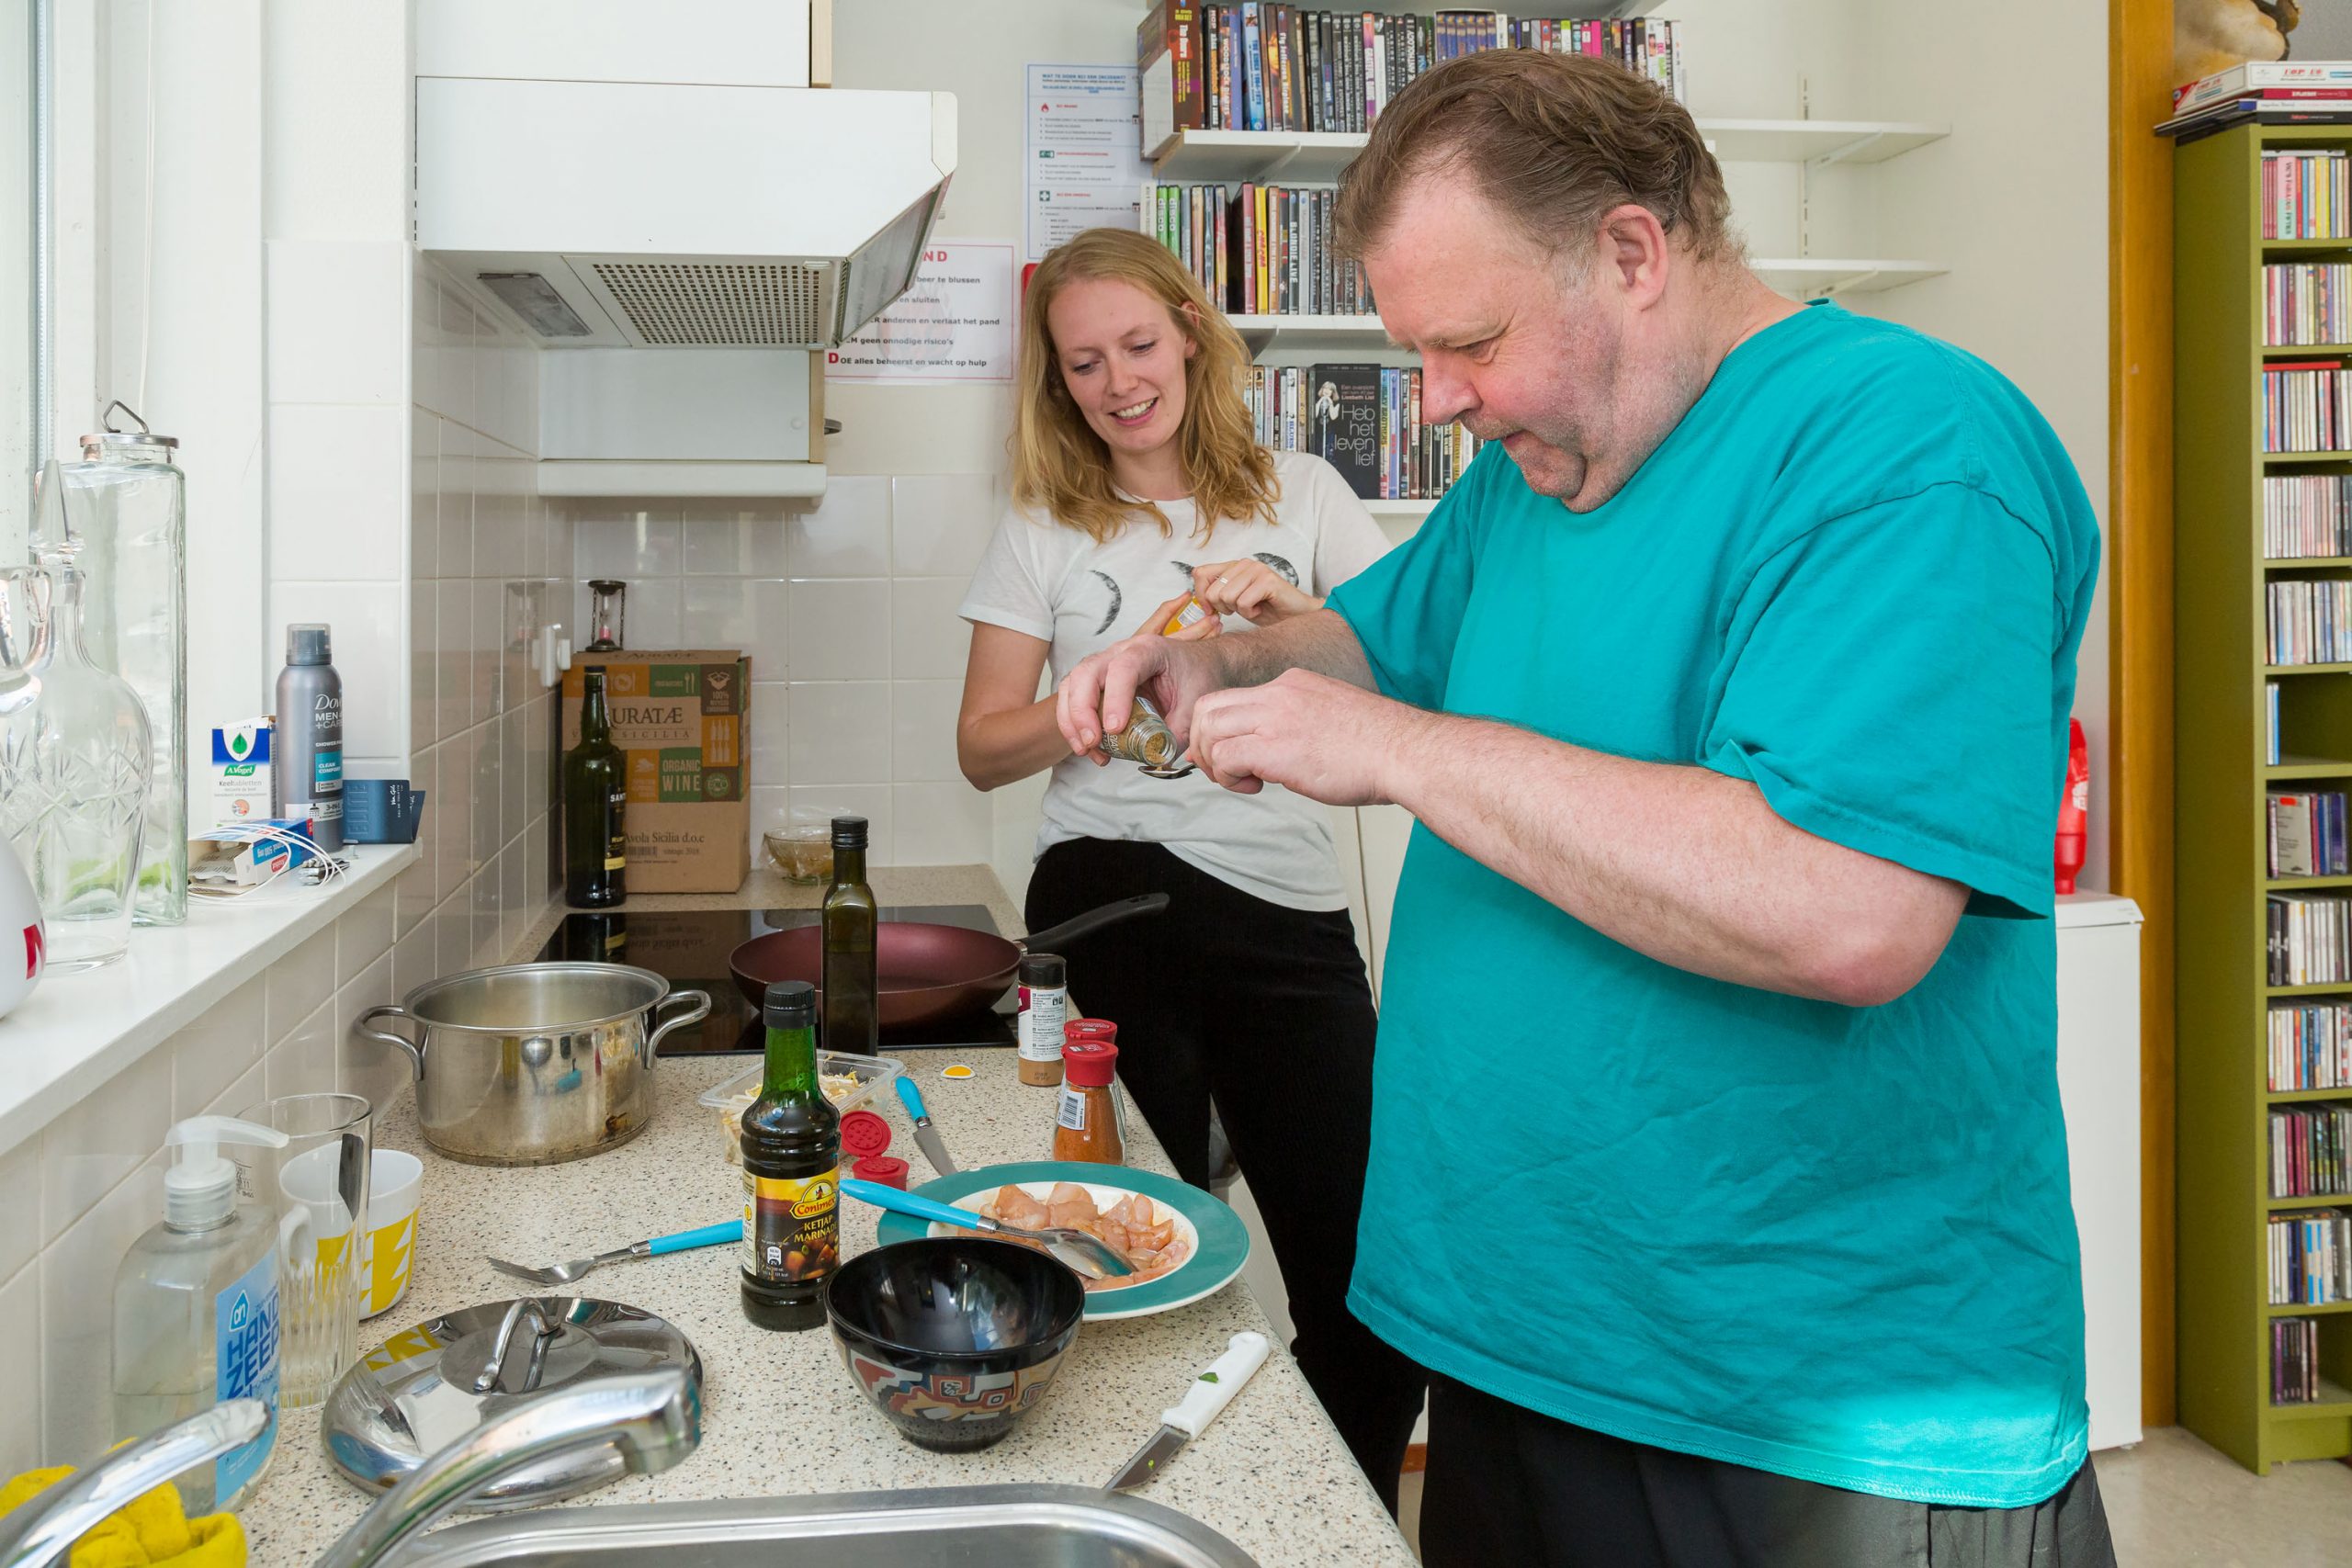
1062, 1040, 1119, 1088
1064, 1018, 1118, 1045
853, 1154, 908, 1189
840, 1109, 892, 1159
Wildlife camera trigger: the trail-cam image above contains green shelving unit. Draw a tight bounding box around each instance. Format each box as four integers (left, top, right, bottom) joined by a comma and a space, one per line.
2176, 123, 2352, 1472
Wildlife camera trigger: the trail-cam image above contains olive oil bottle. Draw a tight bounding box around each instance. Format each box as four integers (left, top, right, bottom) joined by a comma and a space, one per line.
563, 667, 626, 908
821, 815, 879, 1055
741, 980, 841, 1331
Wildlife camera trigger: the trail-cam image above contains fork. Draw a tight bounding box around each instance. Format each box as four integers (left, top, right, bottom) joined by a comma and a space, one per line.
838, 1179, 1135, 1280
488, 1220, 742, 1287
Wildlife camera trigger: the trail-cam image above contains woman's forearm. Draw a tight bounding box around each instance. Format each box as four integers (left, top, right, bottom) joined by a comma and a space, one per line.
959, 694, 1081, 791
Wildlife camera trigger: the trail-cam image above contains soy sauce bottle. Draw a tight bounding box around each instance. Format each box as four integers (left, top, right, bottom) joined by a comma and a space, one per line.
741, 980, 841, 1331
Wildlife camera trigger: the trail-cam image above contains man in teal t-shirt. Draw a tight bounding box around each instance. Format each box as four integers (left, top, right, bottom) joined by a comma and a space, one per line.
1057, 50, 2116, 1568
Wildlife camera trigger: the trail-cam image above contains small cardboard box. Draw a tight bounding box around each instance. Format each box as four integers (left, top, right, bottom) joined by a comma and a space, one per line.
560, 649, 752, 894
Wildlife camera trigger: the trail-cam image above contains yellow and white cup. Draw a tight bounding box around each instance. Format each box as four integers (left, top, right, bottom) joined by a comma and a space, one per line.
359, 1150, 422, 1318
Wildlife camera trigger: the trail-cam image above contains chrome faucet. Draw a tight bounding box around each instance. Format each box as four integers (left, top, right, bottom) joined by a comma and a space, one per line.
0, 1401, 270, 1568
315, 1368, 698, 1568
0, 1370, 696, 1568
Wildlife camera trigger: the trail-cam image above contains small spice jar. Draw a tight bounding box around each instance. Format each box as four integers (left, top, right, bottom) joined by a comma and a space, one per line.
1016, 953, 1069, 1087
1063, 1017, 1117, 1047
1051, 1041, 1125, 1166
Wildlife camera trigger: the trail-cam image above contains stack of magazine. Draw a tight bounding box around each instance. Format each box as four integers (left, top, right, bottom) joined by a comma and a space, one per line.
2161, 62, 2352, 143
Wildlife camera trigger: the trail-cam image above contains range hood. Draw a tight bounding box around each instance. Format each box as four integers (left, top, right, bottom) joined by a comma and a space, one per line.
415, 76, 956, 351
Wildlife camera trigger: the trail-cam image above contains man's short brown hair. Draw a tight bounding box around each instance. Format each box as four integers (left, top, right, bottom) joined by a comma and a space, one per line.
1332, 51, 1734, 268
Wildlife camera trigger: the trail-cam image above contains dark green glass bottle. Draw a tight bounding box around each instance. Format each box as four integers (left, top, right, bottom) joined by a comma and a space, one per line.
563, 668, 627, 908
741, 980, 841, 1332
821, 815, 879, 1055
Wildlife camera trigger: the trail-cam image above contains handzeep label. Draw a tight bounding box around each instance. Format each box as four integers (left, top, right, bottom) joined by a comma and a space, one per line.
213, 1247, 281, 1503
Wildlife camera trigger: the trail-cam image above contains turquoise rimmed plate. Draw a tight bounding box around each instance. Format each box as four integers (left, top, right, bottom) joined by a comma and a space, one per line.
871, 1160, 1250, 1321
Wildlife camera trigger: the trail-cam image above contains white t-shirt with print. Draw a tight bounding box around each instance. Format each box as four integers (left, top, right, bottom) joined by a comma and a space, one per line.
959, 450, 1389, 911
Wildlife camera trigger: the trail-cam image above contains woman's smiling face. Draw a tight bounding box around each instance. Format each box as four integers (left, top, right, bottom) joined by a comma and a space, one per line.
1046, 276, 1196, 468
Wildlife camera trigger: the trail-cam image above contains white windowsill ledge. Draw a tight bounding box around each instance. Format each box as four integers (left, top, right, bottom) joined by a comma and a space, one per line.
0, 843, 420, 1158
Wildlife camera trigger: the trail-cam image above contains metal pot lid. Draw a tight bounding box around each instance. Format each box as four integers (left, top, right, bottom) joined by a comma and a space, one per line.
321, 1296, 702, 1510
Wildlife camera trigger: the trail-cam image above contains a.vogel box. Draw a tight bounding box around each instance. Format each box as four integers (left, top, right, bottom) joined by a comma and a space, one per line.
560, 649, 752, 894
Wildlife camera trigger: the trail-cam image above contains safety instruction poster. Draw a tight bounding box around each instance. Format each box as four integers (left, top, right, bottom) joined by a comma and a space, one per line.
824, 241, 1016, 384
1024, 62, 1146, 261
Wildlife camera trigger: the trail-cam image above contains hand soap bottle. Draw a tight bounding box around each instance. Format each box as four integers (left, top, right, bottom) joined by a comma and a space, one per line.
112, 1117, 304, 1514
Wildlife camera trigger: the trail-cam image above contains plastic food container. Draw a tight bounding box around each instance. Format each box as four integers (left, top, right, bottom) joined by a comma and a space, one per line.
701, 1049, 905, 1166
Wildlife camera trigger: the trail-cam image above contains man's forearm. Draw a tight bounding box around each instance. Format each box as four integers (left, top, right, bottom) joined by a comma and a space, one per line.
1204, 608, 1377, 692
1382, 711, 1965, 1007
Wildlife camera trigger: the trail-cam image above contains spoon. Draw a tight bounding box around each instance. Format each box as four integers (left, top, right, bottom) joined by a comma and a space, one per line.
838, 1178, 1135, 1280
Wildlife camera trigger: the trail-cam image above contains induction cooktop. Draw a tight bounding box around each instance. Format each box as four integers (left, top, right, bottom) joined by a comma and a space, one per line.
535, 904, 1020, 1055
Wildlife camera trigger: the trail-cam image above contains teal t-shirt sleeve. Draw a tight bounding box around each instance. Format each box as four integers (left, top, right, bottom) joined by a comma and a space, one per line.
1699, 483, 2064, 919
1325, 446, 1492, 708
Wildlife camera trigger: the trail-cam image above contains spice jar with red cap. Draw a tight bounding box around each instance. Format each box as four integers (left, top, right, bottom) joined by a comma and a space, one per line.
1063, 1018, 1117, 1047
1051, 1040, 1125, 1166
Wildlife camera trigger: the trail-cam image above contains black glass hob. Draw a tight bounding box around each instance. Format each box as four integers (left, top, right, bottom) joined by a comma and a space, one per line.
535, 904, 1020, 1055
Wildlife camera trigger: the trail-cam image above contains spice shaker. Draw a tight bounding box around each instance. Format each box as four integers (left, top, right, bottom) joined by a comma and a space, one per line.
1051, 1040, 1125, 1166
1017, 953, 1069, 1086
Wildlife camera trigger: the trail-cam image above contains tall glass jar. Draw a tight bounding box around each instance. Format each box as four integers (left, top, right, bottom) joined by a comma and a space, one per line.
44, 407, 187, 925
0, 558, 154, 972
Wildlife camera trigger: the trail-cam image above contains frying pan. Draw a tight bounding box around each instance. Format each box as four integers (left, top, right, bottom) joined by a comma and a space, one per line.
727, 894, 1170, 1029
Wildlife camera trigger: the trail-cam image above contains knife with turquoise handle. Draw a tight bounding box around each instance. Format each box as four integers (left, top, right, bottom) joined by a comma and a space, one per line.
895, 1075, 957, 1176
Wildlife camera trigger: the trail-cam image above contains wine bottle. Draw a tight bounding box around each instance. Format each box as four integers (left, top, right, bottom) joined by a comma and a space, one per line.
821, 815, 878, 1054
562, 668, 627, 908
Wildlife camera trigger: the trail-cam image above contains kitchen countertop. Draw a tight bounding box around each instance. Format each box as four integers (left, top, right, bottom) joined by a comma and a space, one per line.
237, 865, 1415, 1567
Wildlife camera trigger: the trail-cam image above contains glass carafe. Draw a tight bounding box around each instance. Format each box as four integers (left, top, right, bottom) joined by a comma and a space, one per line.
0, 552, 154, 973
43, 405, 188, 925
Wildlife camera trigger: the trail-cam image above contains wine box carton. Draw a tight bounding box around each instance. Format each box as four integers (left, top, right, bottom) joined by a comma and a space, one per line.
560, 649, 752, 893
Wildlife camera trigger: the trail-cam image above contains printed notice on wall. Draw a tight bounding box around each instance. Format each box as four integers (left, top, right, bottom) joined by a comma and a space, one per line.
824, 241, 1016, 384
1024, 62, 1146, 261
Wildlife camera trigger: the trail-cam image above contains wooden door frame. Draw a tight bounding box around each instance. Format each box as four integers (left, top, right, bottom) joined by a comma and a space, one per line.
2110, 0, 2175, 1427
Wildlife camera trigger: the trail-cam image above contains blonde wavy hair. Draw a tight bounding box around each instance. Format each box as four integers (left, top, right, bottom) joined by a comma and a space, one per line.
1012, 227, 1277, 544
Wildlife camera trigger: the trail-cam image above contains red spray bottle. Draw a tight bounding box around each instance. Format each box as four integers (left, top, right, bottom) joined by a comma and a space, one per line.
2054, 717, 2088, 896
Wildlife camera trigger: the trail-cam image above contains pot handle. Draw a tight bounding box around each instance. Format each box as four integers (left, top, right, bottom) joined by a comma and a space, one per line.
356, 1004, 425, 1081
641, 988, 712, 1066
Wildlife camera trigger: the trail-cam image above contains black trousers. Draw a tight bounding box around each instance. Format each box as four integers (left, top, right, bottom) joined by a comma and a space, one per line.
1026, 838, 1426, 1515
1422, 1373, 2120, 1568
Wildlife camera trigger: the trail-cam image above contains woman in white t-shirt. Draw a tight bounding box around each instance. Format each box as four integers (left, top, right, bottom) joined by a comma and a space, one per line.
956, 228, 1421, 1511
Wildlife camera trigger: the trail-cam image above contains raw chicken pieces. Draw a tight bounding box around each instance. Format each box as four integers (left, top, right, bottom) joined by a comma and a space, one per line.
978, 1184, 1193, 1291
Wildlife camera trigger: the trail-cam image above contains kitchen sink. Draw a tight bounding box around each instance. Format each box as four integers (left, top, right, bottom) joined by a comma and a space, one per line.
380, 1484, 1263, 1567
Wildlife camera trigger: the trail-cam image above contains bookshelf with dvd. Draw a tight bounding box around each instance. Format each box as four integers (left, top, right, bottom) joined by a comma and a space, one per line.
2176, 121, 2352, 1472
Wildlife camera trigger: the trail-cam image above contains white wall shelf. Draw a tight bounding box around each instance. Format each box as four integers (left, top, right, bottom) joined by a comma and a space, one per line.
1750, 258, 1948, 298
1698, 118, 1950, 165
1229, 312, 1399, 351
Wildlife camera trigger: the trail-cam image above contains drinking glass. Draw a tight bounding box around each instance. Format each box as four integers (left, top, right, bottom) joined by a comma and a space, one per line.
238, 1092, 372, 1408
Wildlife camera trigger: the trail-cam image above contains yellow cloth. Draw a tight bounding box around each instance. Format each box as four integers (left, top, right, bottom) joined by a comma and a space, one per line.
0, 1466, 246, 1568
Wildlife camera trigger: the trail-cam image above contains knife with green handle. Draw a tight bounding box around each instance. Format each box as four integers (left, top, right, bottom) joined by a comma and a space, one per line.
1107, 1331, 1272, 1492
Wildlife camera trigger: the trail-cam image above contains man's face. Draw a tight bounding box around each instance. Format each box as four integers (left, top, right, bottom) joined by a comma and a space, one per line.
1363, 178, 1627, 509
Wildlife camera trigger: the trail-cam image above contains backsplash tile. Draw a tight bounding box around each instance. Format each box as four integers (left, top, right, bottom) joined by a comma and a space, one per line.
787, 682, 891, 784
889, 577, 974, 682
787, 578, 890, 682
684, 501, 790, 577
891, 473, 996, 576
786, 476, 891, 577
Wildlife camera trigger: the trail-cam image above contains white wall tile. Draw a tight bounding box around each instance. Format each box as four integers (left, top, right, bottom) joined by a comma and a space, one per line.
787, 579, 889, 682
786, 476, 890, 577
474, 456, 526, 578
546, 503, 576, 590
748, 784, 792, 850
395, 858, 431, 940
410, 407, 438, 581
524, 491, 548, 580
269, 239, 409, 405
786, 682, 891, 784
473, 579, 506, 718
0, 1261, 41, 1474
203, 1063, 266, 1122
437, 283, 480, 432
749, 682, 788, 784
436, 420, 474, 581
266, 998, 341, 1099
620, 577, 684, 649
334, 952, 401, 1113
889, 577, 972, 681
337, 883, 397, 977
890, 680, 966, 784
684, 501, 789, 576
268, 924, 340, 1044
437, 727, 481, 890
786, 784, 893, 863
170, 973, 268, 1122
891, 782, 992, 865
499, 844, 526, 957
503, 581, 533, 717
680, 576, 758, 655
525, 813, 550, 906
470, 855, 503, 966
435, 897, 472, 981
267, 403, 407, 581
40, 1055, 171, 1246
891, 473, 994, 576
575, 507, 683, 578
463, 720, 501, 872
411, 581, 437, 750
523, 686, 552, 823
413, 261, 451, 420
394, 918, 434, 1000
500, 705, 526, 852
42, 1159, 162, 1464
269, 581, 405, 764
0, 1136, 40, 1286
436, 578, 474, 734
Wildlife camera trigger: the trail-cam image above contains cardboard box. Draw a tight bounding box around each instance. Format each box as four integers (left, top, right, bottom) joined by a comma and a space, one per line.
560, 649, 752, 894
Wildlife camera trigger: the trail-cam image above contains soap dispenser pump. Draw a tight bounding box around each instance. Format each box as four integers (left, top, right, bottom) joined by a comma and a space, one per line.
112, 1116, 307, 1515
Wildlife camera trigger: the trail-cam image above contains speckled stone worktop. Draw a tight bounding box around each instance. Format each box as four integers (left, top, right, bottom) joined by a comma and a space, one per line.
235, 865, 1415, 1566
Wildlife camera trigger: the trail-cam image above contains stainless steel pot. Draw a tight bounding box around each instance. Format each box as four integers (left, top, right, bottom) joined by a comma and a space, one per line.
357, 963, 710, 1166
